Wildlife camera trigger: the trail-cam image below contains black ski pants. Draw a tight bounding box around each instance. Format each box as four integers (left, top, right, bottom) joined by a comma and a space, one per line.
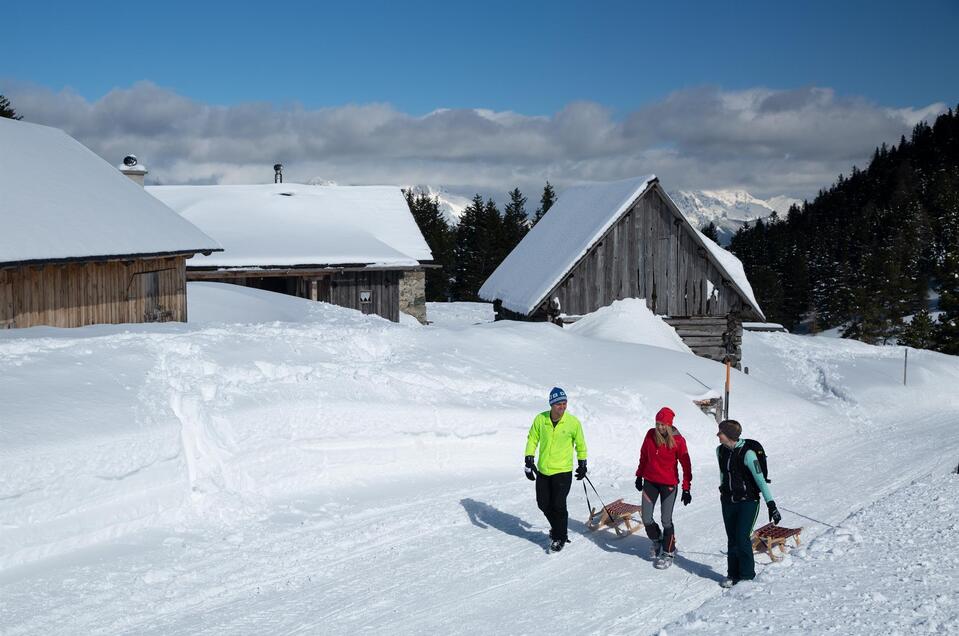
535, 471, 572, 542
722, 498, 760, 581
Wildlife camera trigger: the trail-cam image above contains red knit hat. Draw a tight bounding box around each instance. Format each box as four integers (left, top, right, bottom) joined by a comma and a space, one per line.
655, 407, 675, 426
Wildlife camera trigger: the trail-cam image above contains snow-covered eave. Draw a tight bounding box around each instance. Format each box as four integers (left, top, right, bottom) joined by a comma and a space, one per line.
480, 176, 657, 314
655, 187, 766, 321
186, 261, 422, 273
0, 247, 223, 270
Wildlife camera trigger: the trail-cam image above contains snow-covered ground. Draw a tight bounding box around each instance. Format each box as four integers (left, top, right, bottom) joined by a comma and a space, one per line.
2, 289, 958, 634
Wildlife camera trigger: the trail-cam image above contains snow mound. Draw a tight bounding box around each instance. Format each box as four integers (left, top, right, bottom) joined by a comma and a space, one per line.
187, 282, 377, 325
567, 298, 692, 353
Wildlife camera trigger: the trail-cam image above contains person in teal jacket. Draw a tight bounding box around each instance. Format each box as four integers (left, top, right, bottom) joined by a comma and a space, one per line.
716, 419, 782, 588
524, 387, 588, 552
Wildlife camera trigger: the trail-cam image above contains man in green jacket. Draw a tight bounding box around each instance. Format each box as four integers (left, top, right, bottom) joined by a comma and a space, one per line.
524, 387, 588, 552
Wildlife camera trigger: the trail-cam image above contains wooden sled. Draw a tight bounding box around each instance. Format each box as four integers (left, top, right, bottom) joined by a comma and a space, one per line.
752, 523, 803, 561
587, 498, 644, 537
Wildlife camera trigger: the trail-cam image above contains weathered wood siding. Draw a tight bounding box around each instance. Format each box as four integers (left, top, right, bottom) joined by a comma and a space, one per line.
193, 269, 403, 322
664, 315, 744, 366
330, 270, 400, 322
0, 256, 188, 329
544, 185, 753, 320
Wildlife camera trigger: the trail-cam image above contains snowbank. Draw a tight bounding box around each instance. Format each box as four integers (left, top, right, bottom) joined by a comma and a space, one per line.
567, 298, 692, 353
2, 288, 959, 633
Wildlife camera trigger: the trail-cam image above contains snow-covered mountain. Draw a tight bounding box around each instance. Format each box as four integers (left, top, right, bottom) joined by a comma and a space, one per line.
407, 185, 473, 225
668, 189, 802, 245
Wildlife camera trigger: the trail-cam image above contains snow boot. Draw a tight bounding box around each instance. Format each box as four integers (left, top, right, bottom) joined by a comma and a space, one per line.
550, 539, 566, 552
654, 550, 675, 570
720, 578, 736, 589
649, 539, 663, 559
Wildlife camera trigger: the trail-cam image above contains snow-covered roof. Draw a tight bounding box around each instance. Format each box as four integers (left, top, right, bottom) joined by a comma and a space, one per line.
148, 184, 432, 269
478, 175, 764, 320
479, 176, 657, 315
0, 118, 221, 266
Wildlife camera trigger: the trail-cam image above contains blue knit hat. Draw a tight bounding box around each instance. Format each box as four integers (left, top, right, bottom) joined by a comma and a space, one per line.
549, 387, 568, 406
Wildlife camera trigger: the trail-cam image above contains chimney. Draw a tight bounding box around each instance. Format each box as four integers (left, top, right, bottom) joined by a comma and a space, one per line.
118, 154, 148, 186
274, 163, 283, 183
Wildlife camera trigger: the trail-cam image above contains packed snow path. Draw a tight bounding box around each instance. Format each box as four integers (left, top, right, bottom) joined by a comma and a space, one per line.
2, 295, 959, 634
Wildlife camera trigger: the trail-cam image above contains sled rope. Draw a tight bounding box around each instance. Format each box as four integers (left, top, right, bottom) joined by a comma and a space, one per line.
583, 475, 615, 524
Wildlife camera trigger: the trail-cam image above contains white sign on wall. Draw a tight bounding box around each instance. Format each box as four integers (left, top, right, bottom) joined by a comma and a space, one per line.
359, 290, 372, 304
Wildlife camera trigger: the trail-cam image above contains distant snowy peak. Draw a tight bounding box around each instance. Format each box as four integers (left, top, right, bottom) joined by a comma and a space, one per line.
668, 189, 802, 245
407, 185, 473, 225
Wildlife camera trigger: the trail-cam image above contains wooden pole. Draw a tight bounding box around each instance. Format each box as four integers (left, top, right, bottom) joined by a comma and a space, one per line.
724, 359, 731, 420
903, 348, 908, 386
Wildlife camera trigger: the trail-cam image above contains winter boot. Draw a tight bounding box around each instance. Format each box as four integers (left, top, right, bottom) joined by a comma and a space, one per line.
654, 550, 675, 570
644, 523, 662, 558
649, 539, 663, 559
720, 578, 736, 589
550, 538, 566, 552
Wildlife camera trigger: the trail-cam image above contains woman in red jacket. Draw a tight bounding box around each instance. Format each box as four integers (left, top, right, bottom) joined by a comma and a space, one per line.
634, 406, 692, 569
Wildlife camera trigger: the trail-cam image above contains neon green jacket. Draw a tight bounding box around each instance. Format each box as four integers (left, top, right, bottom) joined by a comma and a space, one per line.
525, 411, 588, 476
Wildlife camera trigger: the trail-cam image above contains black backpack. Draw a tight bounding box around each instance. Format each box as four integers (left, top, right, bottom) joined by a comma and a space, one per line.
741, 439, 770, 483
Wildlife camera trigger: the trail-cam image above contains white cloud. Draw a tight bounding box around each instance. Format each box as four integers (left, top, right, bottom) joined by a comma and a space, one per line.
5, 80, 947, 199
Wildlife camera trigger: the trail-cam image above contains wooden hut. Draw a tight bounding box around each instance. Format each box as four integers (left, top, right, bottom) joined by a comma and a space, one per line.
0, 119, 221, 329
148, 184, 434, 323
478, 176, 765, 364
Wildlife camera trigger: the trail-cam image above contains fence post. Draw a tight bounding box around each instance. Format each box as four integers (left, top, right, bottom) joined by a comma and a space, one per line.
903, 348, 908, 386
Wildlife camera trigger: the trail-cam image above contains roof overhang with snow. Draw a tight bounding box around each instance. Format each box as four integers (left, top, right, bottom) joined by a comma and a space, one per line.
148, 184, 433, 270
478, 176, 764, 320
0, 118, 221, 266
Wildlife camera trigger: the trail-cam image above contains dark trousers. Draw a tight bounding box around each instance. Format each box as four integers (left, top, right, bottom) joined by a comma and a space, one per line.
535, 471, 572, 541
721, 499, 760, 581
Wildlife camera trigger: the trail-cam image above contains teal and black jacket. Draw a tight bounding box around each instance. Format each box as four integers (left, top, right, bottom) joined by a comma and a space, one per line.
717, 440, 774, 504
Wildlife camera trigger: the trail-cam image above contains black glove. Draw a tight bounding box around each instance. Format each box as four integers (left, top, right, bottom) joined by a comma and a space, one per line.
524, 455, 536, 481
681, 489, 692, 506
767, 500, 781, 524
575, 459, 587, 481
635, 477, 643, 492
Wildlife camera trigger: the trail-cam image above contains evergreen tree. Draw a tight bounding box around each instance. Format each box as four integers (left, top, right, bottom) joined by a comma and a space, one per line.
403, 189, 454, 301
452, 195, 504, 301
532, 181, 557, 225
729, 105, 959, 345
701, 221, 720, 243
0, 94, 22, 120
899, 309, 936, 349
501, 188, 530, 253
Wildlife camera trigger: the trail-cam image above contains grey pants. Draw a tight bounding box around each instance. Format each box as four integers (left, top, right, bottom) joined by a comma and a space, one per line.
641, 481, 678, 553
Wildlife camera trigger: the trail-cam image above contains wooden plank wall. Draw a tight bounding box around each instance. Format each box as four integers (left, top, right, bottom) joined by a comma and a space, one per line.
546, 185, 750, 320
0, 256, 187, 329
664, 315, 744, 367
330, 270, 400, 322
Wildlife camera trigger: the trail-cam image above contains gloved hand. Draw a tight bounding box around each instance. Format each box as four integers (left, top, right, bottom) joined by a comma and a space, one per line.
767, 500, 781, 524
635, 477, 643, 492
681, 489, 692, 506
524, 455, 536, 481
575, 459, 587, 481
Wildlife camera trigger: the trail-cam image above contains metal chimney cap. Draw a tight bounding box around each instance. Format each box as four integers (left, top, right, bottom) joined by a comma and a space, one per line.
273, 163, 283, 172
123, 155, 138, 167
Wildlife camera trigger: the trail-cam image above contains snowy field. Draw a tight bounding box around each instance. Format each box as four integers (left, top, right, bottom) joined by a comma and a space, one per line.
2, 286, 958, 635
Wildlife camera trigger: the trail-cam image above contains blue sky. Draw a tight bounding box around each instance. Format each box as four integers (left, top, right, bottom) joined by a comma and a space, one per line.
4, 1, 957, 198
7, 0, 956, 114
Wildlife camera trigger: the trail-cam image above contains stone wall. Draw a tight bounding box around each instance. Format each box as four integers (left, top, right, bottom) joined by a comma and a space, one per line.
399, 270, 427, 324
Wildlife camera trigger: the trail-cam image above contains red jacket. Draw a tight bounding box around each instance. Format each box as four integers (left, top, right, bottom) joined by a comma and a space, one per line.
635, 428, 692, 490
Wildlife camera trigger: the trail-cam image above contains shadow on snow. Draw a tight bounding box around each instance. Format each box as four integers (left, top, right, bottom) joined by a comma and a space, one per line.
460, 498, 724, 582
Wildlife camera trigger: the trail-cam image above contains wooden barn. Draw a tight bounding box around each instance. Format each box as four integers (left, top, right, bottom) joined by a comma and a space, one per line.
0, 119, 221, 329
478, 175, 765, 364
148, 184, 434, 323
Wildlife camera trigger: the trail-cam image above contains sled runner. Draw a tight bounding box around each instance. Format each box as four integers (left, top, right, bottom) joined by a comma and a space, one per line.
586, 498, 644, 537
751, 523, 802, 561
